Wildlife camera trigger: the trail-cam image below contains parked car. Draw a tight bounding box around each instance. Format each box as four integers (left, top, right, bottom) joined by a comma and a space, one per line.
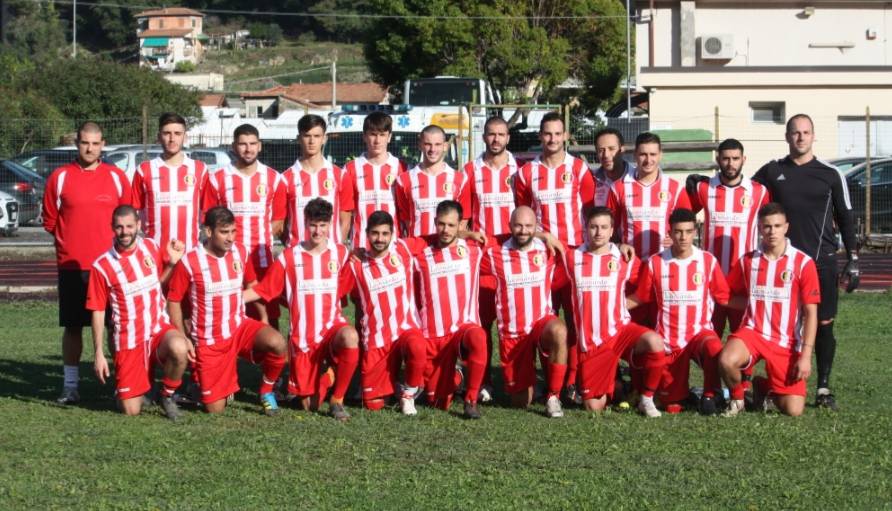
845, 157, 892, 233
104, 145, 233, 179
0, 160, 45, 225
0, 190, 19, 236
11, 149, 79, 179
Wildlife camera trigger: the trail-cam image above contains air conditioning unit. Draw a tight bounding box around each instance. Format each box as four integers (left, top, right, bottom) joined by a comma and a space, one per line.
700, 34, 735, 60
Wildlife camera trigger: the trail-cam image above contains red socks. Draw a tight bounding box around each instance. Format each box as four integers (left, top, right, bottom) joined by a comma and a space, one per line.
161, 377, 182, 398
461, 327, 488, 403
258, 352, 286, 395
640, 351, 666, 398
547, 363, 567, 398
400, 331, 427, 388
331, 347, 360, 402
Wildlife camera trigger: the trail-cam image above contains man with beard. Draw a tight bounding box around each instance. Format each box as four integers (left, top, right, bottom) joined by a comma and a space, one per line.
592, 128, 635, 207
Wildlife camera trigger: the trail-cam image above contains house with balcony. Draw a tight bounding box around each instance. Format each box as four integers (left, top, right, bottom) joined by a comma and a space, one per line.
239, 82, 389, 119
136, 7, 207, 71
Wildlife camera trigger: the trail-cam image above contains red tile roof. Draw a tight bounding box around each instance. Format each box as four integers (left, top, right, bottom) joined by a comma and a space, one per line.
199, 94, 227, 107
135, 7, 204, 18
240, 82, 388, 104
139, 28, 193, 38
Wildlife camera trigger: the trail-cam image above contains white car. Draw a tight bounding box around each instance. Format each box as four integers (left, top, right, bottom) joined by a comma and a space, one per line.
0, 190, 19, 236
104, 146, 233, 180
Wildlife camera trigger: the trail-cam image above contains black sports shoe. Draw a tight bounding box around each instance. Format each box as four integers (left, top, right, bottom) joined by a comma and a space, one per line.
159, 396, 183, 422
815, 392, 839, 411
463, 400, 481, 420
698, 395, 717, 416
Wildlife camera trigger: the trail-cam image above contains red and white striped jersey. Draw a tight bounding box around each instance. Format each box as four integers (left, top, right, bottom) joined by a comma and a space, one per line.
349, 239, 420, 349
281, 159, 348, 244
464, 153, 518, 236
608, 172, 692, 260
689, 176, 770, 274
727, 241, 821, 351
592, 163, 633, 207
515, 154, 595, 247
253, 241, 352, 352
86, 237, 168, 352
481, 237, 556, 339
202, 164, 286, 269
342, 153, 405, 249
131, 157, 206, 250
636, 247, 731, 350
406, 237, 482, 338
167, 243, 255, 347
395, 164, 470, 237
562, 244, 640, 352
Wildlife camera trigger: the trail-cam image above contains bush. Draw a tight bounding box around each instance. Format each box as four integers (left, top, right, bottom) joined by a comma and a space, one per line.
174, 61, 197, 73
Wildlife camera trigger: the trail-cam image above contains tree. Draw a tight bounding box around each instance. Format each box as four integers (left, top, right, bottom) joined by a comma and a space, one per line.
248, 22, 283, 46
2, 0, 67, 61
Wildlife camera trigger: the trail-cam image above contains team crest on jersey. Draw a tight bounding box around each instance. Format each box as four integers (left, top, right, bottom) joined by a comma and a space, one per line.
385, 173, 396, 185
607, 259, 619, 272
323, 178, 334, 191
456, 245, 467, 258
389, 254, 401, 267
532, 254, 544, 266
328, 261, 338, 272
233, 260, 243, 273
740, 194, 751, 207
780, 269, 793, 283
443, 182, 453, 193
143, 257, 155, 269
505, 175, 513, 188
256, 184, 268, 196
561, 171, 573, 184
658, 191, 670, 202
184, 174, 196, 186
692, 272, 704, 285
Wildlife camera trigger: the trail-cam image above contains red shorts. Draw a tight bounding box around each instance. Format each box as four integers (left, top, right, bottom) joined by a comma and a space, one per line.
247, 251, 281, 321
195, 318, 266, 404
657, 330, 721, 403
577, 322, 650, 400
288, 322, 349, 398
500, 314, 558, 394
424, 323, 481, 403
361, 329, 422, 401
113, 324, 177, 400
731, 327, 807, 397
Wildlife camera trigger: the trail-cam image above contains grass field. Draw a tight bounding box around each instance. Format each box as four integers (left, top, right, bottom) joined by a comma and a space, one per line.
1, 295, 891, 509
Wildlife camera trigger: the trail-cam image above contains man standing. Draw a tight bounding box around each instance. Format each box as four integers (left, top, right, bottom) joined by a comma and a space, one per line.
592, 127, 634, 207
464, 116, 518, 401
131, 112, 207, 251
562, 207, 666, 417
349, 211, 427, 415
245, 199, 359, 422
404, 201, 488, 419
43, 121, 132, 404
752, 114, 859, 410
687, 139, 770, 335
629, 208, 729, 415
86, 205, 192, 420
166, 207, 287, 415
341, 112, 406, 249
203, 124, 286, 324
480, 206, 569, 418
281, 114, 351, 245
719, 202, 820, 417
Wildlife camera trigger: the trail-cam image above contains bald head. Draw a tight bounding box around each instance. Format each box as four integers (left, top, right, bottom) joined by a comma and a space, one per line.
510, 206, 537, 248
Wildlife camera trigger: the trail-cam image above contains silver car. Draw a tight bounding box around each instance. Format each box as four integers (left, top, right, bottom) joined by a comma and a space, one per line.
104, 145, 233, 180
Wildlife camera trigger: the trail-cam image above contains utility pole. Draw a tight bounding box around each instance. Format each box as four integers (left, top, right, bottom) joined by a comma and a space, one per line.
72, 0, 77, 57
331, 59, 337, 110
626, 0, 632, 122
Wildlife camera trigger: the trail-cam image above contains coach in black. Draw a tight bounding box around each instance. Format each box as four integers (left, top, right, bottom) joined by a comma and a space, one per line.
752, 113, 860, 411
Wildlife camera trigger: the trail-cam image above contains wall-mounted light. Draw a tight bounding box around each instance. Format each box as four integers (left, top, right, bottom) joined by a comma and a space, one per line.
801, 6, 815, 17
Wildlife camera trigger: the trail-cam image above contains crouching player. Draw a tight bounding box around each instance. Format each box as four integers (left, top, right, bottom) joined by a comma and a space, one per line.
480, 206, 569, 418
245, 198, 360, 421
563, 207, 667, 417
629, 208, 729, 415
350, 211, 427, 415
404, 200, 488, 419
87, 205, 193, 420
719, 202, 819, 417
167, 207, 287, 415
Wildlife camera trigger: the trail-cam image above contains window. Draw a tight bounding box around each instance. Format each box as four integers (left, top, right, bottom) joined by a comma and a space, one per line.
256, 106, 263, 117
159, 19, 164, 28
192, 19, 196, 28
750, 102, 785, 124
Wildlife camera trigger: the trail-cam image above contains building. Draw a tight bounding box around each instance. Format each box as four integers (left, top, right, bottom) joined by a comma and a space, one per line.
635, 0, 892, 169
136, 7, 207, 71
164, 73, 225, 92
239, 82, 388, 119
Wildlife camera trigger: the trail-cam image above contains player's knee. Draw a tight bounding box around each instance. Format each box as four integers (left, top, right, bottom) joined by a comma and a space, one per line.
339, 326, 360, 349
263, 328, 287, 355
584, 397, 608, 412
167, 335, 190, 362
780, 398, 805, 417
545, 319, 567, 345
642, 331, 663, 352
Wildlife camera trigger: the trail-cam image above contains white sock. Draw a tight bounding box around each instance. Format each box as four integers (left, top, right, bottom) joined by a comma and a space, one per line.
402, 386, 418, 397
640, 395, 655, 406
817, 387, 831, 396
63, 365, 79, 389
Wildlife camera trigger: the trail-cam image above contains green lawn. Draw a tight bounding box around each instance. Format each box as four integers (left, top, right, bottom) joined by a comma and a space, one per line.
1, 295, 891, 509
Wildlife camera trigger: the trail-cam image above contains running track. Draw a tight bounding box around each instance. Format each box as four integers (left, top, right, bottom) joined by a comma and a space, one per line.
1, 255, 891, 291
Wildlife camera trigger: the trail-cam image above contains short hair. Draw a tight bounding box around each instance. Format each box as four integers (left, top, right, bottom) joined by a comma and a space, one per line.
233, 123, 260, 140
112, 204, 139, 222
363, 111, 392, 134
203, 206, 236, 230
158, 112, 186, 130
298, 114, 327, 135
365, 210, 394, 233
786, 113, 814, 134
595, 127, 624, 148
635, 132, 662, 150
484, 116, 509, 133
584, 206, 614, 227
435, 200, 463, 220
539, 111, 564, 133
75, 121, 102, 141
420, 124, 447, 141
669, 208, 697, 226
758, 202, 787, 221
717, 138, 744, 153
304, 198, 333, 224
